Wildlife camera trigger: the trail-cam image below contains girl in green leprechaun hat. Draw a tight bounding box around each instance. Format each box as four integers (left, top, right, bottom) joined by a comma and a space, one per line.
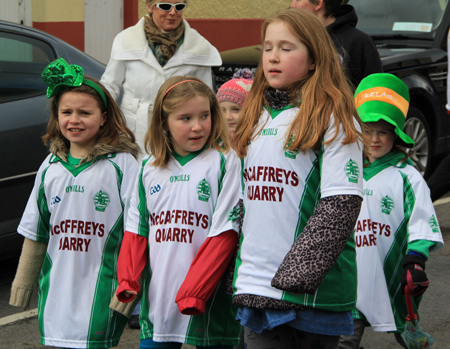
339, 73, 444, 348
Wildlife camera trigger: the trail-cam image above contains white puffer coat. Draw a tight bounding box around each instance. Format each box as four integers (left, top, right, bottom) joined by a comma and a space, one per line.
101, 17, 222, 152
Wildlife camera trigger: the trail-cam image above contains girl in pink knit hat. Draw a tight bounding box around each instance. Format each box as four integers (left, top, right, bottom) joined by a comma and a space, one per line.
217, 69, 253, 138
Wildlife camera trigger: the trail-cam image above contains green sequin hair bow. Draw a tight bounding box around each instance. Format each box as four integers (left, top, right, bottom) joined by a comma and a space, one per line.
41, 57, 107, 109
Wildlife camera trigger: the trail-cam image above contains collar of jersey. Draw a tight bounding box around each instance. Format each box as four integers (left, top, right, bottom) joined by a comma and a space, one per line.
50, 152, 116, 176
363, 151, 412, 180
172, 147, 206, 166
264, 103, 296, 119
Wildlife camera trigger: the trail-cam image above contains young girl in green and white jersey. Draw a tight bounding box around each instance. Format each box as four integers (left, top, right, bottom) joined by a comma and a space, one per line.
175, 8, 365, 349
231, 8, 365, 349
114, 76, 242, 348
9, 58, 140, 348
339, 73, 444, 348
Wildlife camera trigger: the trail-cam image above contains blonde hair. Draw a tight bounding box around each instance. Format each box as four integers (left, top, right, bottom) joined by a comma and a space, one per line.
42, 77, 135, 149
233, 8, 365, 158
146, 76, 230, 167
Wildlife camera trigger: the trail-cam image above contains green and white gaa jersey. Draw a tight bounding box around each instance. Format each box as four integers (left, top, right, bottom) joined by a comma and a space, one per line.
234, 106, 363, 311
355, 152, 443, 332
125, 147, 241, 346
18, 152, 139, 348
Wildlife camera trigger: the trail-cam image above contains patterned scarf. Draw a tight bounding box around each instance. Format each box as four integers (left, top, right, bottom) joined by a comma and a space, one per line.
144, 14, 185, 67
264, 88, 292, 110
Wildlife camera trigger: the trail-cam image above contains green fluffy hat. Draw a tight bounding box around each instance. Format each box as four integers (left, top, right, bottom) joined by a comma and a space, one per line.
355, 73, 414, 148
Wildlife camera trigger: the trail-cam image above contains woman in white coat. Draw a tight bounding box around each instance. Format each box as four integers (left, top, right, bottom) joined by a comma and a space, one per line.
101, 0, 222, 152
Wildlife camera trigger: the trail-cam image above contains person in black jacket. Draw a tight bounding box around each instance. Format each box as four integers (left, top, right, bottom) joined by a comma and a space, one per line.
425, 30, 450, 202
290, 0, 383, 90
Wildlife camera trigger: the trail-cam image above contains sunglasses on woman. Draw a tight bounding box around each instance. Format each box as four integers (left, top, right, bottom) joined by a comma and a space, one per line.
156, 3, 186, 12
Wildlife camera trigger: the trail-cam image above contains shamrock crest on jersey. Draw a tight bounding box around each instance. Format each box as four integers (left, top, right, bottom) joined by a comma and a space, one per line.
284, 136, 299, 159
345, 158, 359, 183
93, 190, 110, 212
228, 205, 241, 222
429, 215, 440, 233
380, 195, 394, 215
196, 179, 211, 202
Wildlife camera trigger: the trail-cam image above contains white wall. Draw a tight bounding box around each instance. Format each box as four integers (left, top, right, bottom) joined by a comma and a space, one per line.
84, 0, 123, 64
0, 0, 32, 26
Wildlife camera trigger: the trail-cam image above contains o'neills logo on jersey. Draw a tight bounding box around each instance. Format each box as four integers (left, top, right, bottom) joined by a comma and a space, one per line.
258, 128, 278, 136
51, 220, 105, 252
170, 174, 190, 182
363, 189, 373, 196
65, 185, 84, 193
243, 166, 299, 202
355, 219, 391, 247
150, 209, 209, 244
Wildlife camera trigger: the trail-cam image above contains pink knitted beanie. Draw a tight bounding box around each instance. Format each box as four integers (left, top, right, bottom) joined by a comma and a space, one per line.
217, 69, 254, 108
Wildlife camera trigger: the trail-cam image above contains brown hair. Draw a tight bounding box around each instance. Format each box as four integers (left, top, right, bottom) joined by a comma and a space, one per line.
42, 77, 135, 149
233, 8, 365, 158
145, 75, 230, 167
308, 0, 345, 18
362, 120, 409, 163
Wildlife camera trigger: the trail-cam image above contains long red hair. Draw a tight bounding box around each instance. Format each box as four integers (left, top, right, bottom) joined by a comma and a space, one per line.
233, 8, 365, 158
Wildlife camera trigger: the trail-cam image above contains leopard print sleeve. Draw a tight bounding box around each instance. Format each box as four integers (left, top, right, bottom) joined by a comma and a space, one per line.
271, 194, 362, 295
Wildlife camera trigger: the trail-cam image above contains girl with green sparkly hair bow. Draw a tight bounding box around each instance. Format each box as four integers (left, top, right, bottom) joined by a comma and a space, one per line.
41, 57, 108, 109
9, 57, 141, 348
40, 58, 139, 159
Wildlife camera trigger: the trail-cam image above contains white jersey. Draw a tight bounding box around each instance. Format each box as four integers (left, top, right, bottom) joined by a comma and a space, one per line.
125, 148, 242, 345
234, 107, 363, 310
355, 153, 444, 332
18, 152, 139, 348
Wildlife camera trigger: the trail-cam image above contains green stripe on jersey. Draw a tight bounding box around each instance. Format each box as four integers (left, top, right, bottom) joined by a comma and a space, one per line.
138, 265, 154, 339
213, 152, 227, 213
86, 214, 127, 347
38, 253, 53, 340
384, 172, 418, 332
138, 158, 151, 238
37, 166, 51, 243
293, 156, 321, 240
87, 163, 127, 348
110, 160, 124, 208
218, 152, 226, 193
185, 280, 240, 346
281, 156, 320, 305
232, 217, 245, 296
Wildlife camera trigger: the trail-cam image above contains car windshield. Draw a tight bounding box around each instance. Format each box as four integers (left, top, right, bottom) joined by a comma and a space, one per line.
350, 0, 448, 37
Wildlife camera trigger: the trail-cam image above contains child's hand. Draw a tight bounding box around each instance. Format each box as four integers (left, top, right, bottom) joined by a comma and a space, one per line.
401, 254, 429, 297
123, 290, 138, 298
